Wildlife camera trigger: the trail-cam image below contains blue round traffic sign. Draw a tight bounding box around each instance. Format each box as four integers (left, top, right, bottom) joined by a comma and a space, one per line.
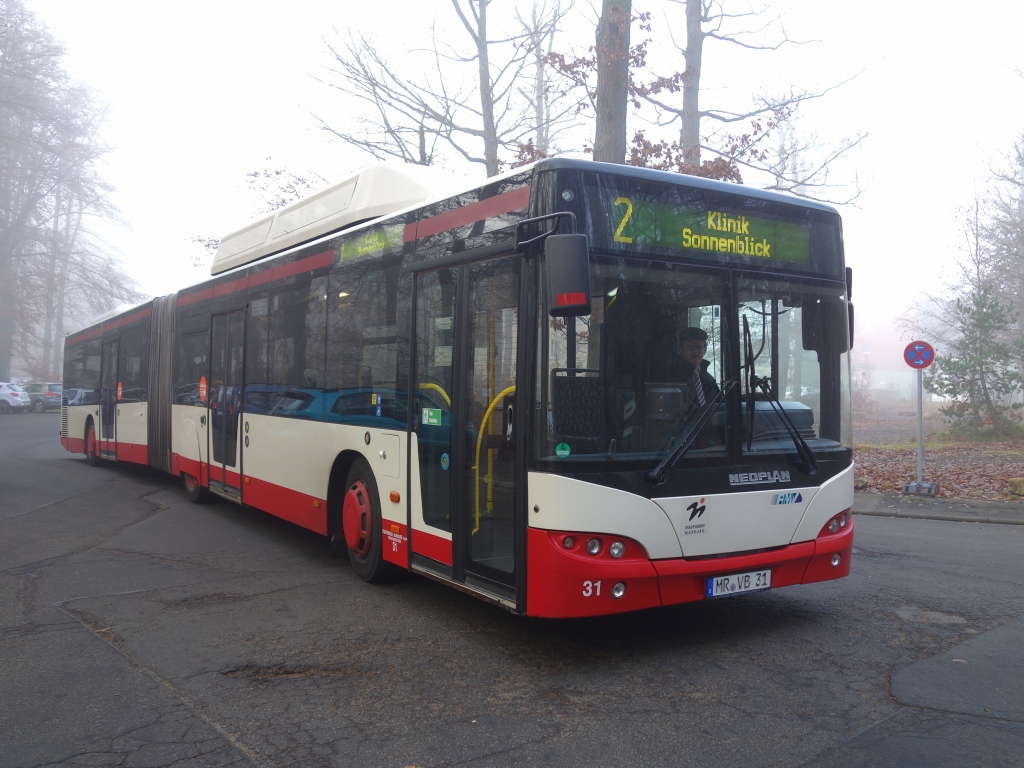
904, 340, 935, 369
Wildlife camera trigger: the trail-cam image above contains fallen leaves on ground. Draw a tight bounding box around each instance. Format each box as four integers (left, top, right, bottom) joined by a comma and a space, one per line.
855, 442, 1024, 500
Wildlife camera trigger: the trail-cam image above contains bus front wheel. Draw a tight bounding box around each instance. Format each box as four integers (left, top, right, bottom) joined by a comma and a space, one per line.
341, 458, 399, 583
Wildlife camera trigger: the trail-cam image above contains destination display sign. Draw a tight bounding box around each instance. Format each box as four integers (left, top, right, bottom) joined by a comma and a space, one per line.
603, 195, 811, 265
338, 223, 403, 263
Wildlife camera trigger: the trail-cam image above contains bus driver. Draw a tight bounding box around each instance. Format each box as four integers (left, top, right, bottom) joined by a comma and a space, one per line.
679, 326, 720, 406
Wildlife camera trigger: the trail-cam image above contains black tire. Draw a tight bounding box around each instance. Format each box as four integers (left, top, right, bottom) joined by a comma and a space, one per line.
182, 472, 208, 503
340, 458, 400, 583
33, 399, 45, 413
85, 422, 101, 466
0, 400, 10, 414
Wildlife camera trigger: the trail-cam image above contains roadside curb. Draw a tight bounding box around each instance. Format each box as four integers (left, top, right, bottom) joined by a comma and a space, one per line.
853, 491, 1024, 526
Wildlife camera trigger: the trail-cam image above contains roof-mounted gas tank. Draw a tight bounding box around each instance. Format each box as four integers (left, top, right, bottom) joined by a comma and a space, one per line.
211, 164, 443, 275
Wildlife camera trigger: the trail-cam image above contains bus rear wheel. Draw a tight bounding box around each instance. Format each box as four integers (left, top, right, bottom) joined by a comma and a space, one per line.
341, 458, 399, 583
182, 472, 208, 503
85, 422, 101, 467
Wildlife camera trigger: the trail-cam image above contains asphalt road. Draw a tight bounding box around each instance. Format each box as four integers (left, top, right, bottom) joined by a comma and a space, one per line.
2, 412, 1023, 768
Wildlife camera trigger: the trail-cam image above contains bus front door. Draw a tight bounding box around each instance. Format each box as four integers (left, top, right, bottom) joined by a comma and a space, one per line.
99, 339, 118, 457
208, 310, 245, 499
413, 256, 522, 604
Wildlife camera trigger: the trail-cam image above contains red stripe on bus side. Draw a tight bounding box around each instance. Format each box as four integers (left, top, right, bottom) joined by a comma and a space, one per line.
404, 185, 530, 242
66, 305, 153, 346
171, 452, 328, 536
243, 474, 329, 536
61, 435, 147, 464
114, 441, 149, 466
176, 249, 334, 307
411, 528, 453, 566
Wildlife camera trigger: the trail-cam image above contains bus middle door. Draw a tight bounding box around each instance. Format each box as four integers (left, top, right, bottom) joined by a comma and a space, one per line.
208, 310, 245, 500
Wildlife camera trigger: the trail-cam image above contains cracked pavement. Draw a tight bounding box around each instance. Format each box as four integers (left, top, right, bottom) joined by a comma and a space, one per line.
2, 414, 1024, 767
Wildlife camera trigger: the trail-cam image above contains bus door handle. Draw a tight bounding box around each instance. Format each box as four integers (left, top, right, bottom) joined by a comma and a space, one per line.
504, 399, 514, 446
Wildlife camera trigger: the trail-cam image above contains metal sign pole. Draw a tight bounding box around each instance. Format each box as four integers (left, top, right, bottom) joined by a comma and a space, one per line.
903, 340, 936, 496
917, 369, 923, 484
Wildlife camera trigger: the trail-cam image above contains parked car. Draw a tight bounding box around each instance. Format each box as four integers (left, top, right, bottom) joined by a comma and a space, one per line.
0, 382, 32, 413
22, 382, 63, 412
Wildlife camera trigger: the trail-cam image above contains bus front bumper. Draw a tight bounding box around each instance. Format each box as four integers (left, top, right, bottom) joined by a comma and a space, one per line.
525, 520, 853, 618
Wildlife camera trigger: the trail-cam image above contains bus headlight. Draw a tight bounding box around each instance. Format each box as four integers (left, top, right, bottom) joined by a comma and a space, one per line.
609, 541, 625, 559
612, 583, 626, 599
586, 538, 602, 556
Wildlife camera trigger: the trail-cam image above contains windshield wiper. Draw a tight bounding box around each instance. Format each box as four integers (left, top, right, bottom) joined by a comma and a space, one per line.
741, 312, 817, 475
646, 380, 735, 484
749, 375, 818, 476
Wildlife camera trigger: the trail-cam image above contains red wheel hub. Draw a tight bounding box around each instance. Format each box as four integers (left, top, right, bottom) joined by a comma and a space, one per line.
87, 426, 96, 457
184, 473, 198, 491
343, 480, 372, 557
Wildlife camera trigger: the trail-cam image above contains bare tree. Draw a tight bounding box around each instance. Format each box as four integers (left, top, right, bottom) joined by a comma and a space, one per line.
984, 134, 1024, 322
549, 0, 862, 197
316, 1, 574, 177
515, 0, 570, 160
191, 158, 327, 267
0, 0, 138, 380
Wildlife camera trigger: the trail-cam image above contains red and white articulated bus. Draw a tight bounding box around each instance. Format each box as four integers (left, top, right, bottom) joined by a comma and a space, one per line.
61, 159, 854, 618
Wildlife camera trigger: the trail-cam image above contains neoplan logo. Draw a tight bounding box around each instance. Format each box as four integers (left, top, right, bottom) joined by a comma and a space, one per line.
687, 498, 707, 521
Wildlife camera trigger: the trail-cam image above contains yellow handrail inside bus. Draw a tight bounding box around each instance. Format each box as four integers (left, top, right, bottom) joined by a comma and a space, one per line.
473, 385, 516, 534
418, 382, 451, 407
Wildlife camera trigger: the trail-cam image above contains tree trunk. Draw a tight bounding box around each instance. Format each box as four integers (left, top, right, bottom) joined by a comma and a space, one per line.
474, 0, 500, 177
680, 0, 703, 167
593, 0, 630, 164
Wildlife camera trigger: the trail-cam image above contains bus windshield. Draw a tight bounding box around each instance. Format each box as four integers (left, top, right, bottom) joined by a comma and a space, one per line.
534, 255, 852, 465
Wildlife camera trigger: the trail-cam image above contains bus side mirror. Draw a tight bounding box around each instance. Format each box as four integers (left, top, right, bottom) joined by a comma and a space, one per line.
802, 297, 850, 354
545, 234, 591, 317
